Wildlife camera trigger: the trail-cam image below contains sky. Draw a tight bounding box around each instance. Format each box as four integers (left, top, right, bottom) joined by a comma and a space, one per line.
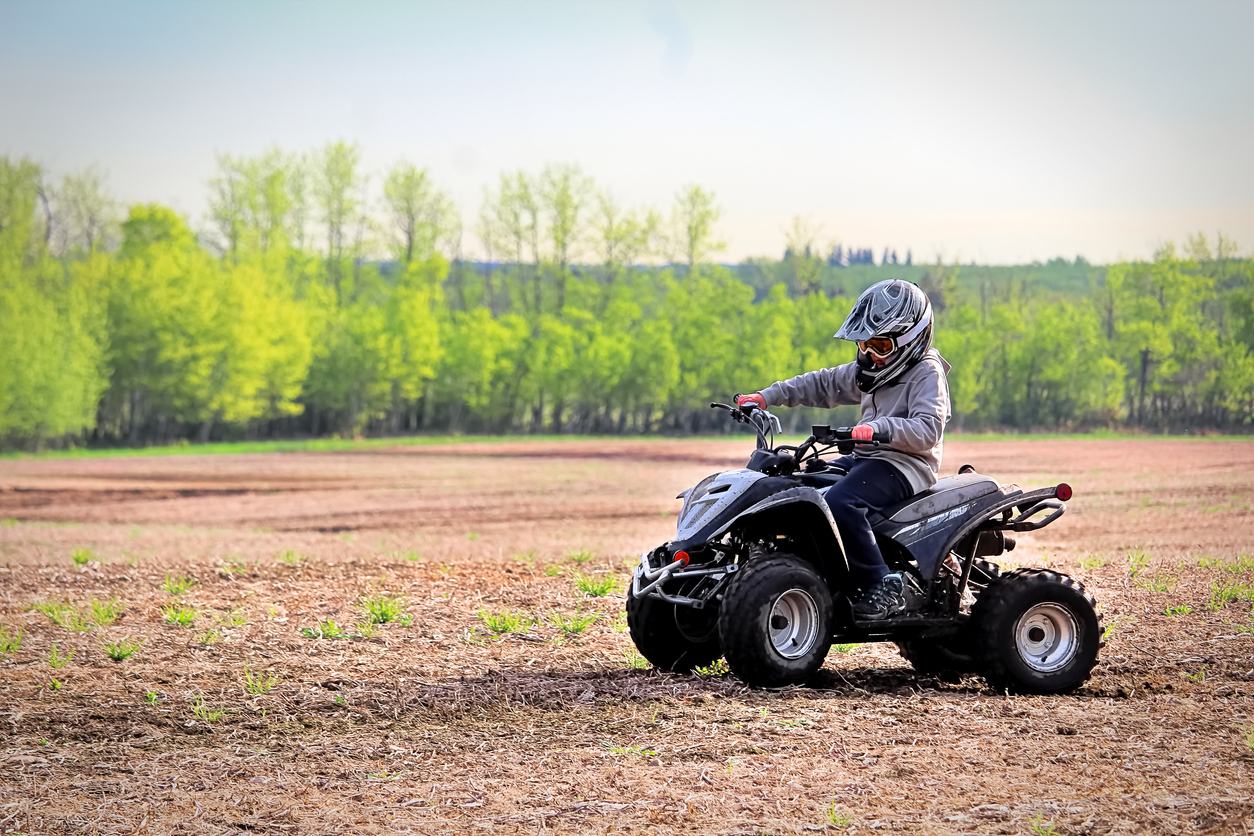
2, 0, 1252, 264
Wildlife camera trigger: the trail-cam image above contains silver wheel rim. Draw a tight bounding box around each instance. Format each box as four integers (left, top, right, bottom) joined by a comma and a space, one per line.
1014, 603, 1079, 673
769, 589, 819, 659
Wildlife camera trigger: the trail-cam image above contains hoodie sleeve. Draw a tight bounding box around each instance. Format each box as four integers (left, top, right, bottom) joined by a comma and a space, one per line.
864, 358, 950, 454
759, 363, 862, 409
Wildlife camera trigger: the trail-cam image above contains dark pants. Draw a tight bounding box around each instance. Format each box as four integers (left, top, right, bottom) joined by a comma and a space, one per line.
825, 457, 913, 592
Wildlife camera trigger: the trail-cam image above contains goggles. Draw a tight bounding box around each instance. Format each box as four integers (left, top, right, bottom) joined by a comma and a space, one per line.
854, 307, 933, 361
857, 336, 896, 359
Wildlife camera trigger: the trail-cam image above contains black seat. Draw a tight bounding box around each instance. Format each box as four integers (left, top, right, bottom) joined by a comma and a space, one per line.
871, 472, 1000, 526
879, 472, 1000, 523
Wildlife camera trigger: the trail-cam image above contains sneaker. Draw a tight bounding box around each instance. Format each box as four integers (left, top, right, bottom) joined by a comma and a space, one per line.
854, 573, 907, 620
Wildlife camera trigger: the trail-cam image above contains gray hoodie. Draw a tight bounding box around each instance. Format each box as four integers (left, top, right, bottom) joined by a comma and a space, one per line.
759, 349, 952, 493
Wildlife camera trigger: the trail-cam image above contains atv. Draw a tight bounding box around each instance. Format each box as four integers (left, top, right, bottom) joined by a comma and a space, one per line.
626, 402, 1103, 694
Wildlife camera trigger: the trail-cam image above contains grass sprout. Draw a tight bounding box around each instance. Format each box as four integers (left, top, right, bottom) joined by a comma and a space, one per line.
550, 610, 599, 636
215, 608, 248, 627
160, 573, 197, 595
1207, 580, 1254, 610
1136, 572, 1176, 593
71, 547, 97, 566
191, 695, 225, 722
0, 625, 22, 656
1223, 554, 1254, 575
30, 601, 85, 631
1237, 722, 1254, 752
102, 636, 142, 661
477, 608, 535, 635
161, 604, 199, 627
573, 572, 618, 597
1101, 615, 1124, 643
217, 555, 251, 576
566, 548, 594, 564
601, 742, 657, 757
1126, 547, 1151, 579
87, 597, 124, 627
1078, 553, 1109, 569
544, 563, 564, 577
1029, 811, 1058, 836
833, 643, 861, 653
47, 643, 73, 668
300, 619, 347, 639
355, 620, 377, 638
1185, 665, 1207, 683
197, 629, 222, 645
623, 647, 649, 669
694, 658, 730, 676
243, 665, 279, 695
358, 593, 406, 624
275, 549, 305, 566
1164, 604, 1192, 616
822, 798, 854, 828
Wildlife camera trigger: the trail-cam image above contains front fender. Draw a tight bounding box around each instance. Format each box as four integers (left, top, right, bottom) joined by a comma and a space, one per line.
675, 485, 849, 587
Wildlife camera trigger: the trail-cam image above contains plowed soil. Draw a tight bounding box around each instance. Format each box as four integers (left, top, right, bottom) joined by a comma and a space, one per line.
1, 437, 1252, 835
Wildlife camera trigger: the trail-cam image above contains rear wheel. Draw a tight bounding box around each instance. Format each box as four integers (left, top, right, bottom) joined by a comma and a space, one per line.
973, 568, 1102, 694
718, 553, 833, 687
626, 592, 722, 672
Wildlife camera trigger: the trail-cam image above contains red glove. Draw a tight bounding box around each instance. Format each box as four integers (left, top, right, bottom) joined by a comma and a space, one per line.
736, 393, 767, 409
851, 424, 875, 441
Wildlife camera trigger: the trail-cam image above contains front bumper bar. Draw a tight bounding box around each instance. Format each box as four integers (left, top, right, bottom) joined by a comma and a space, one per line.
629, 551, 739, 610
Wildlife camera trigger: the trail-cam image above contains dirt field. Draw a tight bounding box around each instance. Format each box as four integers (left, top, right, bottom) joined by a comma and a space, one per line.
1, 437, 1252, 835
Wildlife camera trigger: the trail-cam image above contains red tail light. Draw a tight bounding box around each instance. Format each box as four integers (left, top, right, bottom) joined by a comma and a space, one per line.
674, 550, 690, 566
1056, 483, 1073, 501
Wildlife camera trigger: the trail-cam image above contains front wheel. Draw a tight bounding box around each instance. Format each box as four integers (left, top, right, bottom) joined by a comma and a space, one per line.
973, 568, 1102, 694
718, 553, 833, 687
626, 592, 722, 672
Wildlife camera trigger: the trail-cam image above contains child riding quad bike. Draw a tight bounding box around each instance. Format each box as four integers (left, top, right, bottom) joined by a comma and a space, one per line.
626, 405, 1103, 693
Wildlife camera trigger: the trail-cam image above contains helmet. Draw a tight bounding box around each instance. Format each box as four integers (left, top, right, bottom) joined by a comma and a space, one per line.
834, 280, 933, 392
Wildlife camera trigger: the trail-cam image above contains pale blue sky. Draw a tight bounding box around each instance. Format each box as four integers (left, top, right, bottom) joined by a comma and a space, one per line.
2, 0, 1251, 263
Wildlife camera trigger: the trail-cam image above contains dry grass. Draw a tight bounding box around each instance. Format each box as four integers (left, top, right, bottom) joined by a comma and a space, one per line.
0, 437, 1252, 834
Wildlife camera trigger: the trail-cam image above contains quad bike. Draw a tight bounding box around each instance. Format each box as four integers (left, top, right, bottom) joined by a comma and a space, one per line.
626, 402, 1103, 694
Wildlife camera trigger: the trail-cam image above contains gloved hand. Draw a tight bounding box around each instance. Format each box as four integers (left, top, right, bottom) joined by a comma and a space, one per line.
851, 424, 875, 441
736, 393, 766, 409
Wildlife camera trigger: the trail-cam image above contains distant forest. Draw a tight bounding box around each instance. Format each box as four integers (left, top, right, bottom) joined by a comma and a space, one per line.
2, 145, 1252, 451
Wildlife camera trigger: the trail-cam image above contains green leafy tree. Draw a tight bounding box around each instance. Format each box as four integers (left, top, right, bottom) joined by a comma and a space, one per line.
665, 185, 725, 272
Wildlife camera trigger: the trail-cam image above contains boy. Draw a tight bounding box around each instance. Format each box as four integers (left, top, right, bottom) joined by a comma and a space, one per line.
737, 280, 951, 620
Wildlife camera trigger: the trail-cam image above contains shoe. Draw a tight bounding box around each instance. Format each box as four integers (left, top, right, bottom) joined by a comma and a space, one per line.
854, 573, 907, 620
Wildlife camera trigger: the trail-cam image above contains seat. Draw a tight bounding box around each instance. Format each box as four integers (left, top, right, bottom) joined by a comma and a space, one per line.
873, 472, 1000, 525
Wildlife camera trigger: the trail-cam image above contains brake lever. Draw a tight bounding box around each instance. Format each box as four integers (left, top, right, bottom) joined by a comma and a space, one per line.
763, 411, 782, 436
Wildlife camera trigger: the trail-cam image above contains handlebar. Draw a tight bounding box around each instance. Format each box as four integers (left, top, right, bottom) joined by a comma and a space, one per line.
710, 402, 782, 450
710, 402, 892, 458
828, 426, 892, 445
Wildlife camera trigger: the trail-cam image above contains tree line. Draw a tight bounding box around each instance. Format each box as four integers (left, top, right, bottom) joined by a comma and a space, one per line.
1, 146, 1252, 450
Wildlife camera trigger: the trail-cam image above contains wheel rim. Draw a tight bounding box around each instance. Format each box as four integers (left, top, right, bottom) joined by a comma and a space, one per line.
1013, 603, 1080, 673
768, 588, 819, 659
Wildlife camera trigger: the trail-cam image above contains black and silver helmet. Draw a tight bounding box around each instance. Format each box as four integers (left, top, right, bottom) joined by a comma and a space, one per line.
833, 280, 933, 392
